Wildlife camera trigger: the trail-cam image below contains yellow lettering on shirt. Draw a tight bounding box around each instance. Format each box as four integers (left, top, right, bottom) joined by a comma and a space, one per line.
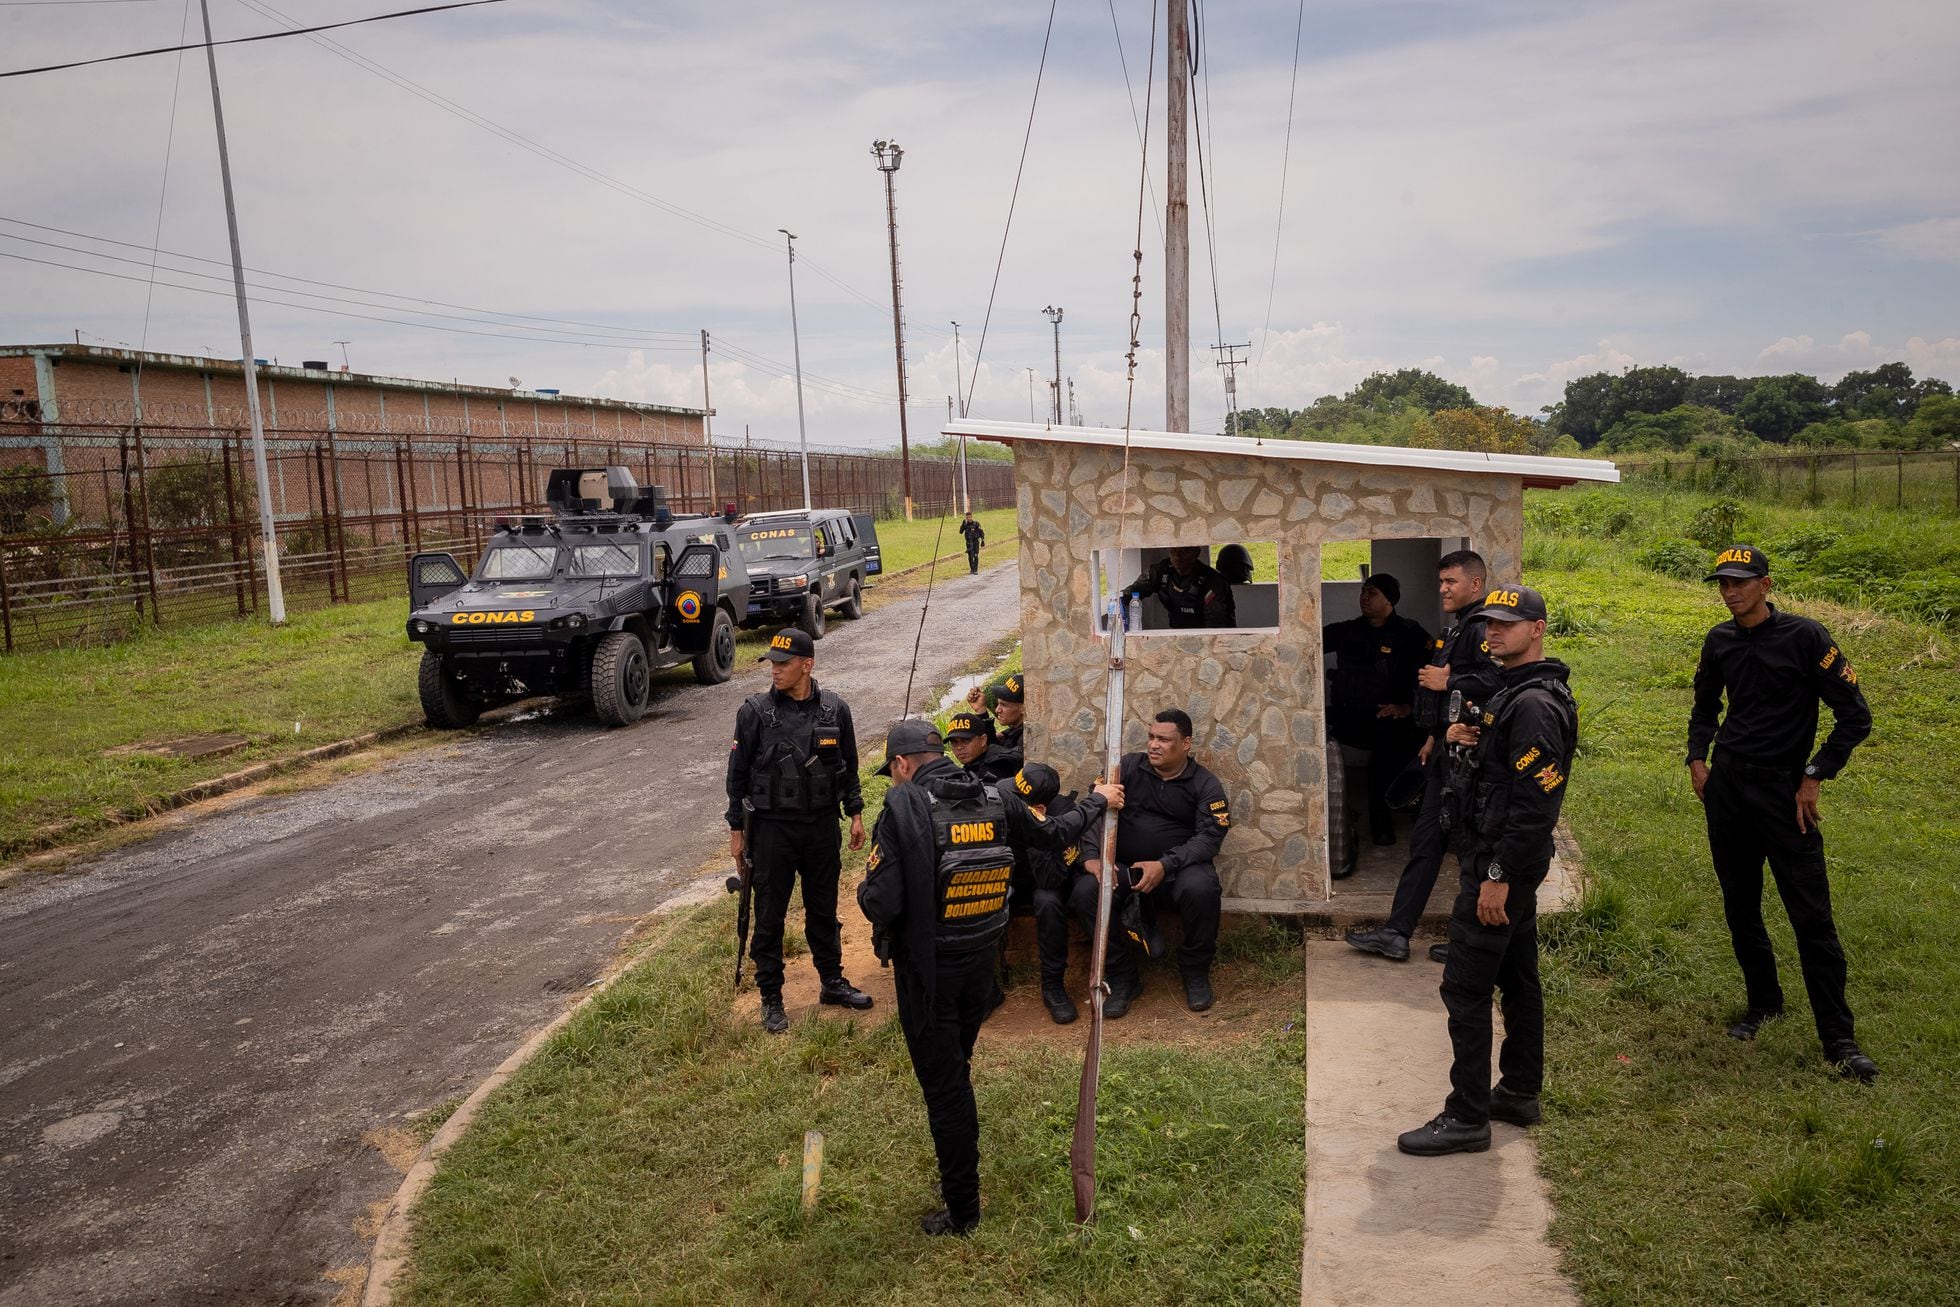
1515, 746, 1542, 772
1820, 646, 1839, 670
949, 821, 996, 844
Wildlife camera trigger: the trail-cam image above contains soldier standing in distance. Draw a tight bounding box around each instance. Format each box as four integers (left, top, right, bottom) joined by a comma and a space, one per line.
959, 511, 985, 574
1321, 572, 1431, 859
1346, 549, 1502, 958
1688, 544, 1877, 1082
1398, 584, 1576, 1157
726, 627, 873, 1033
858, 721, 1122, 1234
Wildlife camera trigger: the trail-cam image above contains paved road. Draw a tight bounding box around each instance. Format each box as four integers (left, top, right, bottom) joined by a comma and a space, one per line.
0, 562, 1018, 1306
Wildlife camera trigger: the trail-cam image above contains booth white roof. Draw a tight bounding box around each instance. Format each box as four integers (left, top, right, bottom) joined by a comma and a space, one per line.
945, 419, 1619, 488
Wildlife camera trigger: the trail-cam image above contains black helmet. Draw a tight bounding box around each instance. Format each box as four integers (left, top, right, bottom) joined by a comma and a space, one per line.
1215, 544, 1254, 584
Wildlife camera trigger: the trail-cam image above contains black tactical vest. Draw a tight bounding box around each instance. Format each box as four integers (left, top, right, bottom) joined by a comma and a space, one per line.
1413, 615, 1485, 730
745, 689, 844, 817
928, 784, 1016, 952
1469, 676, 1579, 836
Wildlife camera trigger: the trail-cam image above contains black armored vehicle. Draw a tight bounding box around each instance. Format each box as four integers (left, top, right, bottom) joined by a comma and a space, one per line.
735, 507, 882, 639
406, 466, 740, 729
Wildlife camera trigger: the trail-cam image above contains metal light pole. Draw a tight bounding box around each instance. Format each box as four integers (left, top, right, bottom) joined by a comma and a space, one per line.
1166, 0, 1191, 434
950, 321, 970, 513
1042, 305, 1064, 424
950, 321, 966, 418
1026, 369, 1038, 423
200, 0, 284, 622
871, 140, 915, 520
700, 329, 717, 509
777, 229, 812, 511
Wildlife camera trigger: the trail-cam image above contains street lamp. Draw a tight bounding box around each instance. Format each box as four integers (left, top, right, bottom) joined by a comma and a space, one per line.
778, 229, 812, 511
872, 139, 914, 519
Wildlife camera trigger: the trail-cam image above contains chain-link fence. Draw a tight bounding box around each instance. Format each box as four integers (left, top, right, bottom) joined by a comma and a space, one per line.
0, 422, 1013, 652
1617, 448, 1960, 514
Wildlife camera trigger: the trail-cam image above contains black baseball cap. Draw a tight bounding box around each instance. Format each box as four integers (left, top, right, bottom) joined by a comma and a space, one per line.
945, 710, 994, 741
994, 673, 1025, 704
1007, 762, 1060, 806
758, 627, 815, 662
1478, 584, 1549, 623
1705, 544, 1770, 582
874, 718, 944, 775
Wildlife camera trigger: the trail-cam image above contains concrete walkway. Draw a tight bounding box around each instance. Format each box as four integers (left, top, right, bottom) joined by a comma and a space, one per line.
1301, 939, 1576, 1306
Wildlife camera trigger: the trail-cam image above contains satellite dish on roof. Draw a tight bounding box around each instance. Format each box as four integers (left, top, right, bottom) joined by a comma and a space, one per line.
509, 376, 521, 388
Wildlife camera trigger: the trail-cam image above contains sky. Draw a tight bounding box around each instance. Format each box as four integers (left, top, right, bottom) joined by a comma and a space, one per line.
2, 0, 1957, 450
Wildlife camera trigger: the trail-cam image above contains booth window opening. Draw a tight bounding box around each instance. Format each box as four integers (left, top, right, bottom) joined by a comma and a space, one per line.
1092, 543, 1282, 635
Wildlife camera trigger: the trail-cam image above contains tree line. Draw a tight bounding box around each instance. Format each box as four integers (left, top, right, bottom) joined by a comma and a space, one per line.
1232, 362, 1960, 457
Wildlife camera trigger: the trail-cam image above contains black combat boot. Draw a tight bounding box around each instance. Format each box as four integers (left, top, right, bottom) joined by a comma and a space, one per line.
1396, 1112, 1491, 1157
1488, 1083, 1542, 1127
1345, 927, 1410, 962
1180, 969, 1214, 1013
1826, 1041, 1878, 1084
1103, 972, 1142, 1019
1726, 1008, 1783, 1041
819, 977, 873, 1010
1041, 984, 1078, 1025
920, 1207, 979, 1236
760, 996, 789, 1034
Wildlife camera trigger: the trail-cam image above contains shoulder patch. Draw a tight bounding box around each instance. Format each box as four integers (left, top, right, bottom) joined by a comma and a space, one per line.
1514, 745, 1542, 772
1532, 762, 1567, 794
865, 844, 883, 874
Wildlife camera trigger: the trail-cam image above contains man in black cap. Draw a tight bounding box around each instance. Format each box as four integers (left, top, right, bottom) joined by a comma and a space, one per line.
997, 763, 1119, 1025
726, 627, 873, 1034
959, 511, 985, 574
859, 721, 1123, 1234
946, 709, 1020, 785
1347, 549, 1502, 962
1398, 583, 1577, 1157
1688, 545, 1878, 1083
986, 673, 1027, 756
1125, 546, 1236, 629
1322, 573, 1431, 862
1080, 707, 1231, 1014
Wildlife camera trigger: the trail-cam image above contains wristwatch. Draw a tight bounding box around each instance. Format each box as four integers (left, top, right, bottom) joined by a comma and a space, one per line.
1803, 764, 1820, 779
1484, 860, 1505, 883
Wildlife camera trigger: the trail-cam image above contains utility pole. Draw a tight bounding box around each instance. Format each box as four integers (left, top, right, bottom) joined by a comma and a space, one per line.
700, 329, 718, 508
332, 340, 351, 371
1212, 341, 1250, 438
949, 321, 967, 418
872, 140, 914, 520
1068, 376, 1079, 426
1042, 305, 1064, 424
778, 229, 812, 511
1166, 0, 1191, 434
950, 321, 970, 511
1026, 369, 1038, 423
200, 0, 284, 623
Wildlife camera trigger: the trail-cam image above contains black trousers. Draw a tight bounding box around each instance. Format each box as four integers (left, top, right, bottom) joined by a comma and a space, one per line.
965, 543, 981, 574
1385, 749, 1449, 939
747, 814, 843, 999
1032, 875, 1125, 986
1070, 860, 1222, 977
1703, 762, 1855, 1046
895, 944, 997, 1224
1439, 860, 1546, 1126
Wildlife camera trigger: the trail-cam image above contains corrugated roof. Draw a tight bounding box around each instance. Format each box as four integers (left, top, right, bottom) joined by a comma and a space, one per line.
945, 419, 1620, 488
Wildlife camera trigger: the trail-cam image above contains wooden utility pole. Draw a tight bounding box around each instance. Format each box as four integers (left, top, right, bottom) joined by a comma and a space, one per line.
1166, 0, 1191, 435
873, 140, 915, 519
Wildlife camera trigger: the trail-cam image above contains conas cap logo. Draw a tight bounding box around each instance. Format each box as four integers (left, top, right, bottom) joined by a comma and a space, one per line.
771, 634, 794, 650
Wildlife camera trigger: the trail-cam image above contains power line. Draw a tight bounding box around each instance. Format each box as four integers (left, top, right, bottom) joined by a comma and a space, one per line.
1255, 0, 1306, 383
1104, 0, 1166, 252
1190, 0, 1227, 360
0, 0, 506, 78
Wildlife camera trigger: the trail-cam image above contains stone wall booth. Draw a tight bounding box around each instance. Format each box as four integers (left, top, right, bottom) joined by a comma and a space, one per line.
946, 419, 1619, 913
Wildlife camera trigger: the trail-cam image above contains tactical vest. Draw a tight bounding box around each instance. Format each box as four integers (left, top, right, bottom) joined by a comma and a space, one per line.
1467, 676, 1579, 847
745, 689, 844, 817
1413, 616, 1483, 730
928, 784, 1016, 952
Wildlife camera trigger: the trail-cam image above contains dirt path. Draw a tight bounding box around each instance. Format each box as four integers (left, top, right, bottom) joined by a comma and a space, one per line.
0, 563, 1018, 1307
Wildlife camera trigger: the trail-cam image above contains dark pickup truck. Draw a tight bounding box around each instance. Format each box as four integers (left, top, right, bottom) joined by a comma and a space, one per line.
734, 508, 882, 640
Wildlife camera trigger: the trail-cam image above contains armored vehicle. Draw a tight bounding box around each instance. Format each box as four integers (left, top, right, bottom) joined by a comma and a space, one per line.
406, 466, 740, 728
735, 507, 882, 639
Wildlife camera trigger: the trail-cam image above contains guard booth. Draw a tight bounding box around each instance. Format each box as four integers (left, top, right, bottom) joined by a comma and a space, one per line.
948, 419, 1618, 912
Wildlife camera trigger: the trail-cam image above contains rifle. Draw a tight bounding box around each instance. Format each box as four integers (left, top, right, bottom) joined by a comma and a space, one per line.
1072, 592, 1134, 1225
1437, 690, 1482, 855
725, 800, 756, 989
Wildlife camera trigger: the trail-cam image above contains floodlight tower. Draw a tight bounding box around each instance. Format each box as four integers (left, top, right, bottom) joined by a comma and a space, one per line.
872, 139, 914, 519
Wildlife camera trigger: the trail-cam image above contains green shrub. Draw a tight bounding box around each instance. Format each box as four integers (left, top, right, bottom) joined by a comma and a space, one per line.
1639, 538, 1706, 581
1687, 496, 1745, 548
1765, 524, 1841, 565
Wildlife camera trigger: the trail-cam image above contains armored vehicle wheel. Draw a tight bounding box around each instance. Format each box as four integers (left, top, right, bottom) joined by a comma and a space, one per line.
693, 606, 737, 684
797, 591, 826, 640
839, 577, 863, 620
417, 650, 481, 728
591, 631, 651, 726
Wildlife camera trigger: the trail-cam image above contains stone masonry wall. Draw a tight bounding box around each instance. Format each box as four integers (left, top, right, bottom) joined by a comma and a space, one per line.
1013, 439, 1524, 908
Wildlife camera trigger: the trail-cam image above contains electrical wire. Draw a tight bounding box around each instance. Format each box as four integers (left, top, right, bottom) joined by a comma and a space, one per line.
1190, 0, 1227, 362
1254, 0, 1306, 383
960, 0, 1060, 419
0, 0, 506, 78
134, 0, 193, 378
1105, 0, 1165, 252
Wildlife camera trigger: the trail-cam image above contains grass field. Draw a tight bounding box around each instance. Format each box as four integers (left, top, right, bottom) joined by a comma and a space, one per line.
394, 768, 1306, 1307
1524, 505, 1959, 1302
0, 507, 1018, 858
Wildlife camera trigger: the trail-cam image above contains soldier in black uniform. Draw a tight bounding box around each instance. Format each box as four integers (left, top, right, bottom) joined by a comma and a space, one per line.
1687, 544, 1877, 1082
726, 627, 873, 1034
1080, 708, 1232, 1014
858, 720, 1122, 1234
1125, 546, 1236, 629
1347, 549, 1502, 959
988, 673, 1026, 756
946, 709, 1020, 785
1398, 585, 1577, 1156
1322, 573, 1431, 861
959, 511, 985, 574
996, 763, 1120, 1025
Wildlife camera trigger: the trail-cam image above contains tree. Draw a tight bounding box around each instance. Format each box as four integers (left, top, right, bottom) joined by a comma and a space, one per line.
1346, 368, 1475, 415
1831, 362, 1917, 420
1684, 374, 1752, 413
1555, 372, 1618, 446
1410, 406, 1535, 454
1903, 393, 1960, 449
1735, 374, 1830, 443
1615, 365, 1692, 422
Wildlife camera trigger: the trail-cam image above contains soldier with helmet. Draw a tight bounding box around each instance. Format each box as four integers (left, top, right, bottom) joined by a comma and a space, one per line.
858, 721, 1123, 1234
726, 627, 874, 1034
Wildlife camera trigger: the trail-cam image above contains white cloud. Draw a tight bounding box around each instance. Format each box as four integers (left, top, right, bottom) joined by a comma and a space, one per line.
1869, 217, 1960, 264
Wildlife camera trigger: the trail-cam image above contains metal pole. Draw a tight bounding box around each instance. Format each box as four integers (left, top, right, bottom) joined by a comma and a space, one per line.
873, 141, 914, 520
1027, 369, 1038, 423
200, 0, 285, 623
779, 230, 813, 512
699, 328, 719, 511
1043, 306, 1064, 424
1166, 0, 1191, 435
950, 321, 967, 418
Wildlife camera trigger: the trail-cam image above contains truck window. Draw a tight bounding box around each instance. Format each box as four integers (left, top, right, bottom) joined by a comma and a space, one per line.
737, 525, 813, 565
479, 543, 558, 581
569, 542, 642, 578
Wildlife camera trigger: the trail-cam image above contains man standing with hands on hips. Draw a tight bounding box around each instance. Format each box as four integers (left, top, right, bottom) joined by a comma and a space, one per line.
726, 627, 874, 1034
1688, 545, 1877, 1082
1398, 584, 1576, 1157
